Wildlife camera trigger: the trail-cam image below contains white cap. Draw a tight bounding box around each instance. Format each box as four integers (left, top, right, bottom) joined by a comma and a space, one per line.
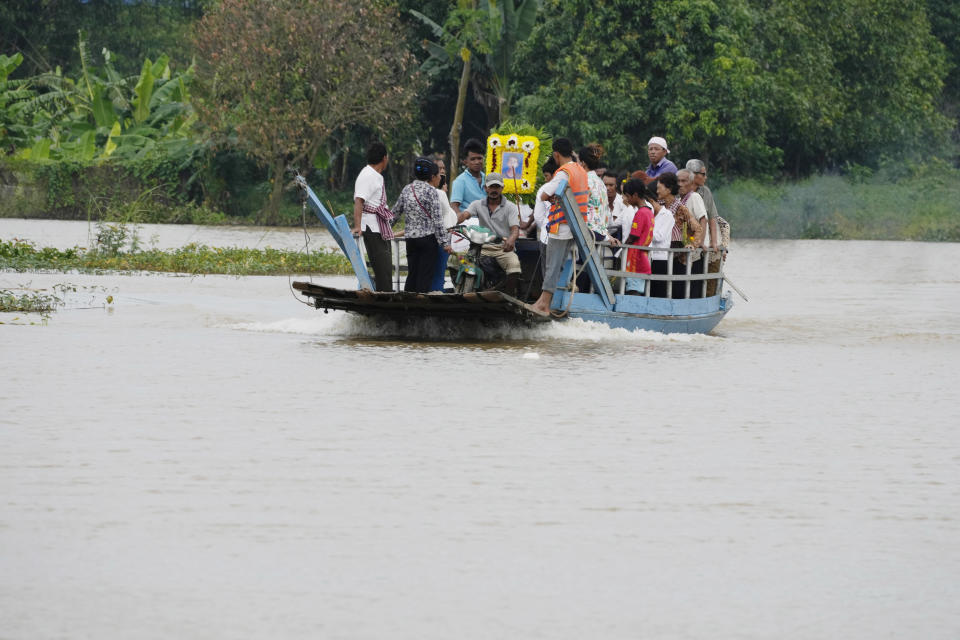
647, 136, 669, 153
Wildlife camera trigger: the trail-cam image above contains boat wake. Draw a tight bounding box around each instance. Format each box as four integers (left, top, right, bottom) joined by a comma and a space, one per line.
229, 313, 715, 344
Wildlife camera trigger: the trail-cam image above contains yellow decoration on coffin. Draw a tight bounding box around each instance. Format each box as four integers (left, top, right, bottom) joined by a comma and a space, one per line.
485, 133, 540, 195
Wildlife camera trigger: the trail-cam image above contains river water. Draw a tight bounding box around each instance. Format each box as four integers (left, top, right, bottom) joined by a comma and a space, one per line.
2, 219, 959, 639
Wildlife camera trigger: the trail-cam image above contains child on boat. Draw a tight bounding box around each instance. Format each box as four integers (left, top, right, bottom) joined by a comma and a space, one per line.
619, 178, 654, 295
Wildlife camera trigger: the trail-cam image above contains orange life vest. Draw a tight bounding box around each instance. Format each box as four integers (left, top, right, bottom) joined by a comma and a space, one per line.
547, 161, 589, 235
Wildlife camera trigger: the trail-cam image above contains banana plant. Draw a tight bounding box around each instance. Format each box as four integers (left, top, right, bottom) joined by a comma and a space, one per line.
0, 53, 41, 150
7, 31, 197, 164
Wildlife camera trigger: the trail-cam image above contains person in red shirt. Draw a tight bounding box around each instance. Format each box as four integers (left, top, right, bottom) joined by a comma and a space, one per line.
620, 178, 654, 295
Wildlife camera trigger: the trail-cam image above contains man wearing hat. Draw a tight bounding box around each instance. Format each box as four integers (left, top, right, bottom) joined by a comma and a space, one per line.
645, 136, 678, 178
462, 172, 522, 296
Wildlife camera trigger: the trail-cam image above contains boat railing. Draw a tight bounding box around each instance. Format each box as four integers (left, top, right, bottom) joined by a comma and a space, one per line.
376, 237, 725, 300
591, 242, 727, 300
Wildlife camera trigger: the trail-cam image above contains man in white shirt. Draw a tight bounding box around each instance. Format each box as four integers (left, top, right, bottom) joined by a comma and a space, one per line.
604, 172, 639, 242
352, 142, 393, 291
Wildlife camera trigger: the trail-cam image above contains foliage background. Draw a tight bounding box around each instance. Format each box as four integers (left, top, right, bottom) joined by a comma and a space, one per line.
1, 0, 957, 238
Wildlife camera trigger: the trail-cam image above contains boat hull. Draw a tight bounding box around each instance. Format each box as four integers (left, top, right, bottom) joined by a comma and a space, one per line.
556, 290, 733, 334
292, 281, 732, 334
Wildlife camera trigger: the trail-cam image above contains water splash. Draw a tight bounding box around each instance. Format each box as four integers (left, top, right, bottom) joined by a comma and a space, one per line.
229, 313, 714, 343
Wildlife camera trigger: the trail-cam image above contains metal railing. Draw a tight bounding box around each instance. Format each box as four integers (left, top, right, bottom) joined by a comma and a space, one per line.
358, 234, 727, 301
587, 242, 727, 300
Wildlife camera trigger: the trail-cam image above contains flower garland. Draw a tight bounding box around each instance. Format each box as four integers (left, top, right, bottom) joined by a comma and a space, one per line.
486, 132, 540, 196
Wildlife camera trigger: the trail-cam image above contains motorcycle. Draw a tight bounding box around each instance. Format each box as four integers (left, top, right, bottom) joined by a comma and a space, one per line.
450, 225, 500, 294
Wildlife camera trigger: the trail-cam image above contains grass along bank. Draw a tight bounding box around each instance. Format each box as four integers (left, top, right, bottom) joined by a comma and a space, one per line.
715, 162, 960, 241
0, 239, 353, 276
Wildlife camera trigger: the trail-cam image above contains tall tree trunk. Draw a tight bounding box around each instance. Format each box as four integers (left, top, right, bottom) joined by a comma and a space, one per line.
264, 157, 286, 225
339, 144, 350, 190
448, 47, 472, 185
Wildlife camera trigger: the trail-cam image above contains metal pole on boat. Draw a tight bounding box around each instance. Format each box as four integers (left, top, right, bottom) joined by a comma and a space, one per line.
723, 274, 749, 302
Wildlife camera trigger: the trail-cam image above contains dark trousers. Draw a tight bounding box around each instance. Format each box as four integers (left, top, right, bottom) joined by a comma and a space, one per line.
362, 229, 393, 292
650, 259, 669, 298
689, 256, 705, 298
671, 258, 689, 299
667, 256, 704, 298
404, 235, 439, 293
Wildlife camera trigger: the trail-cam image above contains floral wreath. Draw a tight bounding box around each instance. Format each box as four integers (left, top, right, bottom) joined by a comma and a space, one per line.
485, 133, 540, 195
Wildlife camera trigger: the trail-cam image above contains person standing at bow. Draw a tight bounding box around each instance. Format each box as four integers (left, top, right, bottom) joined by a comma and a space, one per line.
530, 138, 590, 316
352, 142, 395, 291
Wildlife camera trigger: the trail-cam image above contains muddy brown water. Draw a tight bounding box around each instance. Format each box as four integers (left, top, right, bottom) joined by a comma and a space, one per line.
2, 224, 959, 639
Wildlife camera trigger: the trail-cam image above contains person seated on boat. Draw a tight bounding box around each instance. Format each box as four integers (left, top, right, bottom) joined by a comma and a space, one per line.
647, 179, 675, 298
530, 137, 590, 316
462, 173, 522, 297
619, 178, 655, 296
677, 168, 710, 298
450, 138, 486, 223
392, 157, 452, 293
645, 136, 678, 178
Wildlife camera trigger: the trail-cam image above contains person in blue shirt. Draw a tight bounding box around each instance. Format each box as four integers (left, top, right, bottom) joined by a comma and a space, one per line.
440, 138, 488, 290
450, 138, 486, 218
645, 136, 678, 178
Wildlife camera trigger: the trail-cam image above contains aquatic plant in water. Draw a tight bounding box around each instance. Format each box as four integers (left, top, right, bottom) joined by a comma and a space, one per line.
0, 239, 353, 276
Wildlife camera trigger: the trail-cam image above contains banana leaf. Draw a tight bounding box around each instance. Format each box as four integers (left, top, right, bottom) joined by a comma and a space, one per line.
103, 121, 122, 156
132, 59, 155, 124
90, 84, 116, 129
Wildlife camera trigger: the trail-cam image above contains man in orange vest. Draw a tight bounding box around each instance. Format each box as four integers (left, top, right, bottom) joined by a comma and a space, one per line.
529, 138, 590, 316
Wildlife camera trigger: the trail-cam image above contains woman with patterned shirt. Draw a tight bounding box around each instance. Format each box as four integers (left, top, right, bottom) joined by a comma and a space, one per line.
655, 172, 701, 298
578, 144, 611, 240
392, 157, 452, 293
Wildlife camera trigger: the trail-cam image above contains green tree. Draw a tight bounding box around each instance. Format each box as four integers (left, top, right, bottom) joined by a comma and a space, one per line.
193, 0, 422, 223
515, 0, 951, 176
927, 0, 960, 140
0, 0, 203, 77
764, 0, 950, 170
412, 0, 540, 181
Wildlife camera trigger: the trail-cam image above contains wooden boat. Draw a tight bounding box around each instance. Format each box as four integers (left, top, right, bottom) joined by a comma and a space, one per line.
292, 175, 736, 334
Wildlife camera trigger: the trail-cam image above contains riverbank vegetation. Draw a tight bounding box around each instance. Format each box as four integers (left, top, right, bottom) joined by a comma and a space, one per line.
1, 0, 958, 240
0, 239, 353, 276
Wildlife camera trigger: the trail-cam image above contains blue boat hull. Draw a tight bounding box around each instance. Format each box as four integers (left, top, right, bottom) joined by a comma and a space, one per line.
556, 291, 734, 334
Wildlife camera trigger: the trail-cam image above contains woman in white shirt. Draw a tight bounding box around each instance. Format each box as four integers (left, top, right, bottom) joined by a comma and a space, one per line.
430, 157, 459, 292
647, 180, 677, 298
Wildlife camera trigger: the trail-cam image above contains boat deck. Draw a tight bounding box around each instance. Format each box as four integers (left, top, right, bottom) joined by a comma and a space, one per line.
292, 281, 552, 324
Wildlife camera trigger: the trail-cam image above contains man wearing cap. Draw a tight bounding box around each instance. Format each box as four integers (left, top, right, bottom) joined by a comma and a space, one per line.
645, 136, 678, 178
463, 172, 522, 296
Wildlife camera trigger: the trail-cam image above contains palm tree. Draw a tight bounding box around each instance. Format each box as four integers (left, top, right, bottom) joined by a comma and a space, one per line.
411, 0, 540, 181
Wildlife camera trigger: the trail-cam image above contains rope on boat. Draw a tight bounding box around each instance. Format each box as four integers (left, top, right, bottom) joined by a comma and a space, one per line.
288, 174, 316, 308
